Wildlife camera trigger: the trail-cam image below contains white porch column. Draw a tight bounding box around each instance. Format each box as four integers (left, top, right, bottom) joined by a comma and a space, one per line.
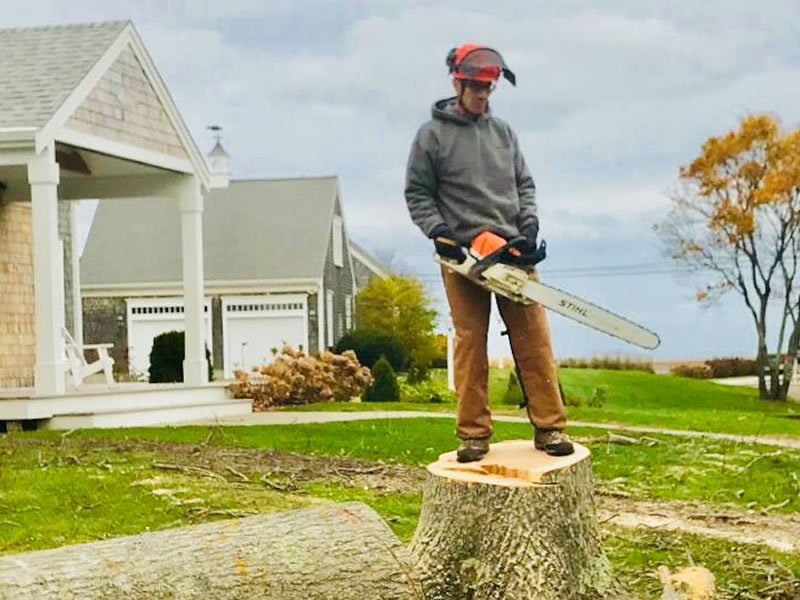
70, 201, 83, 346
28, 146, 65, 395
177, 177, 207, 385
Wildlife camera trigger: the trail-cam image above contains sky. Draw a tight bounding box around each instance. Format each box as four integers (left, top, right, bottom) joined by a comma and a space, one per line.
2, 1, 799, 361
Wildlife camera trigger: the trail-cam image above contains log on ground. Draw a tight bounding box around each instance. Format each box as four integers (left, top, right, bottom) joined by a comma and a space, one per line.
410, 440, 612, 600
0, 502, 416, 600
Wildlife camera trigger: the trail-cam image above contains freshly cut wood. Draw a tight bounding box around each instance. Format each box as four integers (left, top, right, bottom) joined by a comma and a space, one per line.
0, 503, 416, 600
411, 440, 612, 600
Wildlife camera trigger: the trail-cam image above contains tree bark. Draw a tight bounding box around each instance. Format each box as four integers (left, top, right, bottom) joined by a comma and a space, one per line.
410, 440, 612, 600
0, 503, 416, 600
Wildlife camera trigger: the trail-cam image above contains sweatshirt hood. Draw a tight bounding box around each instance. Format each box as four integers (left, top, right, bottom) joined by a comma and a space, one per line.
432, 96, 490, 124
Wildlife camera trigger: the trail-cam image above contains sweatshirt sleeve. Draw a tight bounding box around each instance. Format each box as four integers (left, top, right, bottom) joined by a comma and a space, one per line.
404, 124, 446, 238
510, 127, 538, 230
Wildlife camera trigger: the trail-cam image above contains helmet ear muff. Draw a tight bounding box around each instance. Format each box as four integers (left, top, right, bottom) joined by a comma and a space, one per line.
445, 47, 457, 73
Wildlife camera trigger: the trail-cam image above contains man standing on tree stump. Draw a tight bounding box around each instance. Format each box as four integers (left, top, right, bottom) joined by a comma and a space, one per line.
404, 43, 574, 462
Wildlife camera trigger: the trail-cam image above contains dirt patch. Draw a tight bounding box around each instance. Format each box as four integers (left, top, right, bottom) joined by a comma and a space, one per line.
597, 495, 800, 554
7, 436, 799, 554
6, 436, 426, 494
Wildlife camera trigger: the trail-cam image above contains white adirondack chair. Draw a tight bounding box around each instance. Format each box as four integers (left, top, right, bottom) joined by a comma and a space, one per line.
62, 327, 116, 387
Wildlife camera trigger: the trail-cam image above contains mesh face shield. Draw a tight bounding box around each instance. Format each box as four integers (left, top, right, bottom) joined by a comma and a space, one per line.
449, 46, 516, 86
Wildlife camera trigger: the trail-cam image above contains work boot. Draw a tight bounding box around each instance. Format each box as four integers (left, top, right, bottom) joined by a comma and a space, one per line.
534, 429, 574, 456
456, 438, 490, 463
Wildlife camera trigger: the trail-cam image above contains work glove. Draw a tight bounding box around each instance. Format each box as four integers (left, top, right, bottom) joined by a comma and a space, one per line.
429, 224, 466, 262
520, 216, 539, 252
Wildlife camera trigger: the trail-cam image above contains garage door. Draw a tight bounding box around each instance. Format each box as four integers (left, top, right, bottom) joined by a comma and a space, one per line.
127, 298, 213, 379
222, 295, 307, 378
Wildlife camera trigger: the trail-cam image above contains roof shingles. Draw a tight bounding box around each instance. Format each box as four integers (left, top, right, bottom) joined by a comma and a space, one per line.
0, 21, 128, 129
81, 177, 340, 286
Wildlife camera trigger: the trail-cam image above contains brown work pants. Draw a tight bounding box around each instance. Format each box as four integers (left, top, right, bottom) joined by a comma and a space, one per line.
442, 266, 567, 439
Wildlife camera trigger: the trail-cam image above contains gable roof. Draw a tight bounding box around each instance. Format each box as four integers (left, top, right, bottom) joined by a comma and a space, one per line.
81, 176, 340, 287
0, 20, 210, 184
349, 240, 391, 279
0, 21, 127, 129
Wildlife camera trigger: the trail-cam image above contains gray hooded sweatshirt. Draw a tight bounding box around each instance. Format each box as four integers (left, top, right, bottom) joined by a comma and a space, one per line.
404, 97, 537, 245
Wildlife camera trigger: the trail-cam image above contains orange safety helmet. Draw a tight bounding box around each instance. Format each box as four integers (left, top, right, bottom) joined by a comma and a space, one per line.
446, 43, 516, 86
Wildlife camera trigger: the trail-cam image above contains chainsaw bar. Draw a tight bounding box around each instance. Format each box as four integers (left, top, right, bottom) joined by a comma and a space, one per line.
438, 254, 660, 350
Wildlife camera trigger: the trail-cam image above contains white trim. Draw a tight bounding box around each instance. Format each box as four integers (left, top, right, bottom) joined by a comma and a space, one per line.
0, 148, 36, 166
57, 128, 194, 174
36, 29, 130, 155
126, 25, 211, 187
326, 289, 334, 349
332, 215, 344, 268
345, 294, 353, 331
331, 182, 359, 298
350, 244, 391, 280
82, 278, 320, 298
37, 24, 211, 187
220, 294, 308, 378
316, 280, 324, 353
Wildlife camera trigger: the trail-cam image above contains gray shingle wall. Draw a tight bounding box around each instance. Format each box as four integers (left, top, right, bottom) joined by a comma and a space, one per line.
65, 45, 188, 158
321, 196, 355, 350
58, 202, 73, 334
82, 297, 128, 375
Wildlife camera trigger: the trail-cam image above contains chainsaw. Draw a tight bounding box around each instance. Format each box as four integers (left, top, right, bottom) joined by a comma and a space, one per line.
436, 232, 660, 350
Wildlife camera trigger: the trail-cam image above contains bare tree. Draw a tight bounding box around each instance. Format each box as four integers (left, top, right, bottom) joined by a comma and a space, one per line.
656, 114, 800, 400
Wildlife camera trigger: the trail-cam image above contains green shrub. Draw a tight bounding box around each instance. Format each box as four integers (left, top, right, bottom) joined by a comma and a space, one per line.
335, 328, 408, 371
502, 370, 525, 406
399, 378, 454, 404
363, 356, 400, 402
588, 386, 608, 408
406, 360, 430, 384
148, 330, 213, 383
670, 364, 712, 379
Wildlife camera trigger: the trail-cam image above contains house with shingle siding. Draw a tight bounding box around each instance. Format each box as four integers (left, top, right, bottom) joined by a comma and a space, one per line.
81, 175, 363, 379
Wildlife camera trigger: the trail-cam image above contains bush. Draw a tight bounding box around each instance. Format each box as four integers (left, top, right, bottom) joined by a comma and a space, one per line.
399, 378, 455, 404
335, 328, 408, 371
587, 386, 608, 408
149, 330, 213, 383
559, 355, 654, 373
704, 357, 759, 378
502, 370, 525, 406
363, 356, 400, 402
227, 346, 372, 410
670, 364, 712, 379
406, 360, 430, 384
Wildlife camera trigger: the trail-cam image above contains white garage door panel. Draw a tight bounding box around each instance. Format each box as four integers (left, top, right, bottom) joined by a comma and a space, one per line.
127, 299, 213, 379
128, 318, 185, 378
226, 316, 305, 375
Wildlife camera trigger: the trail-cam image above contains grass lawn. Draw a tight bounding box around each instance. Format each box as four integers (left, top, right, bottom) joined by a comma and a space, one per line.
285, 368, 800, 438
3, 420, 800, 598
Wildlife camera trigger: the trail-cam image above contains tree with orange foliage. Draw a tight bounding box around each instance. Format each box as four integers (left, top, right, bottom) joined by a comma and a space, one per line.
657, 114, 800, 400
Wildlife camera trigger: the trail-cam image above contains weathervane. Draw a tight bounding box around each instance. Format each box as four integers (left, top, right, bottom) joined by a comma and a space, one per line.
207, 124, 223, 143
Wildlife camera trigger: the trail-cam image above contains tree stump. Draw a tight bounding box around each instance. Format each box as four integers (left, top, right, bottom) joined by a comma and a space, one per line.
410, 440, 612, 600
0, 503, 416, 600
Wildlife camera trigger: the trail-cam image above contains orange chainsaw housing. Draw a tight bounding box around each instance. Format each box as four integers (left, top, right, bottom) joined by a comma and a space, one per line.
470, 231, 521, 259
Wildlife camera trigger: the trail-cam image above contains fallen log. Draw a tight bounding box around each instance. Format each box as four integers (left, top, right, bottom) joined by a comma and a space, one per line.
410, 440, 612, 600
0, 503, 415, 600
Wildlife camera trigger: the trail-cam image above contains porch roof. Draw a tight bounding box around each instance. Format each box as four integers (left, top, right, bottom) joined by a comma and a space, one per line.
0, 21, 127, 130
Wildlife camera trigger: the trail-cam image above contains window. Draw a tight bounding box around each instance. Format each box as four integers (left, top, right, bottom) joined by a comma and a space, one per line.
333, 215, 344, 268
345, 294, 352, 330
326, 289, 334, 347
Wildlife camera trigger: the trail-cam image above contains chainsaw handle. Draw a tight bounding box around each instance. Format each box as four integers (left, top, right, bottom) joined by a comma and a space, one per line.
468, 236, 547, 279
